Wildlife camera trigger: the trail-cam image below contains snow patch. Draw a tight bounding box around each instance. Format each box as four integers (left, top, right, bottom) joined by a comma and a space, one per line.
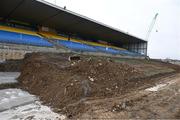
0, 89, 66, 119
1, 98, 9, 103
0, 101, 65, 120
145, 79, 177, 92
0, 89, 36, 111
145, 84, 167, 92
0, 72, 20, 84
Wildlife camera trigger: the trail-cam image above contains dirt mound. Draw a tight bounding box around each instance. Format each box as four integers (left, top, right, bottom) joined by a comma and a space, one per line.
0, 59, 22, 72
18, 53, 179, 118
18, 53, 147, 117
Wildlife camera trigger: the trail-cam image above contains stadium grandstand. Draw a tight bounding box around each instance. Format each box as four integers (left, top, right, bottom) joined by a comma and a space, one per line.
0, 0, 147, 60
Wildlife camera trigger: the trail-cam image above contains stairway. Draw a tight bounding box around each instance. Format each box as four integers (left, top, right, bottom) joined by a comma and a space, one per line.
37, 33, 70, 52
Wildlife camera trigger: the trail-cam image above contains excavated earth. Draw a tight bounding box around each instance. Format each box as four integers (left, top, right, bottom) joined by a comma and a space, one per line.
18, 53, 180, 118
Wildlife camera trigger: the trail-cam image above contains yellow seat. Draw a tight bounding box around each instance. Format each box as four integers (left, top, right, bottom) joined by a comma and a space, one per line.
38, 32, 68, 40
0, 25, 40, 37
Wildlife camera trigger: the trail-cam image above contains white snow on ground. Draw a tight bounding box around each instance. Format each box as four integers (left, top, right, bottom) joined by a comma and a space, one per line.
0, 101, 65, 120
145, 79, 177, 92
0, 89, 36, 111
0, 60, 5, 63
145, 84, 167, 92
0, 89, 66, 120
0, 72, 66, 119
0, 72, 20, 84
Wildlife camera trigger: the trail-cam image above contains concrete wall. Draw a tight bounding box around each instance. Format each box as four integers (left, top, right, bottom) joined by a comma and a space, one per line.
0, 43, 145, 61
0, 43, 69, 61
0, 49, 28, 60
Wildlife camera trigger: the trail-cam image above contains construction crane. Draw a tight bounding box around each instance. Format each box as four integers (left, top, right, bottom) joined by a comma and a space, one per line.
145, 13, 158, 58
146, 13, 158, 41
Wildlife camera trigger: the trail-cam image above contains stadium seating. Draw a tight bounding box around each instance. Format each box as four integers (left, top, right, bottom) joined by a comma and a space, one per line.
0, 25, 39, 36
39, 32, 133, 55
56, 40, 97, 52
0, 25, 142, 56
0, 26, 53, 47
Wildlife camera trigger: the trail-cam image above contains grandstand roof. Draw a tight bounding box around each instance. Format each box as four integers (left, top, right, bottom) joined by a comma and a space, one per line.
0, 0, 146, 45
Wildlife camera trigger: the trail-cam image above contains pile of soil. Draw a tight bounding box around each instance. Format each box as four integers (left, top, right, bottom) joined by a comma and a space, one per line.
0, 59, 22, 72
18, 53, 175, 118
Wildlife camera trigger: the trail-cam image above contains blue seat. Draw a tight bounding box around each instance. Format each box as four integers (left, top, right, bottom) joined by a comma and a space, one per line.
57, 39, 141, 56
0, 29, 142, 56
57, 40, 97, 52
0, 30, 53, 47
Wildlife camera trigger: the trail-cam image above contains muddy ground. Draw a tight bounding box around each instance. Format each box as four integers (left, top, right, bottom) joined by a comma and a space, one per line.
0, 59, 22, 72
17, 53, 180, 119
79, 73, 180, 119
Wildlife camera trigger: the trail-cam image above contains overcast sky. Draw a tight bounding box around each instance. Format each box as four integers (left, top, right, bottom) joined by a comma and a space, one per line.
45, 0, 180, 59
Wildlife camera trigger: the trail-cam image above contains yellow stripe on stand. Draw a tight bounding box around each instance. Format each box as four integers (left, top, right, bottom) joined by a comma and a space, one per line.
0, 25, 40, 37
